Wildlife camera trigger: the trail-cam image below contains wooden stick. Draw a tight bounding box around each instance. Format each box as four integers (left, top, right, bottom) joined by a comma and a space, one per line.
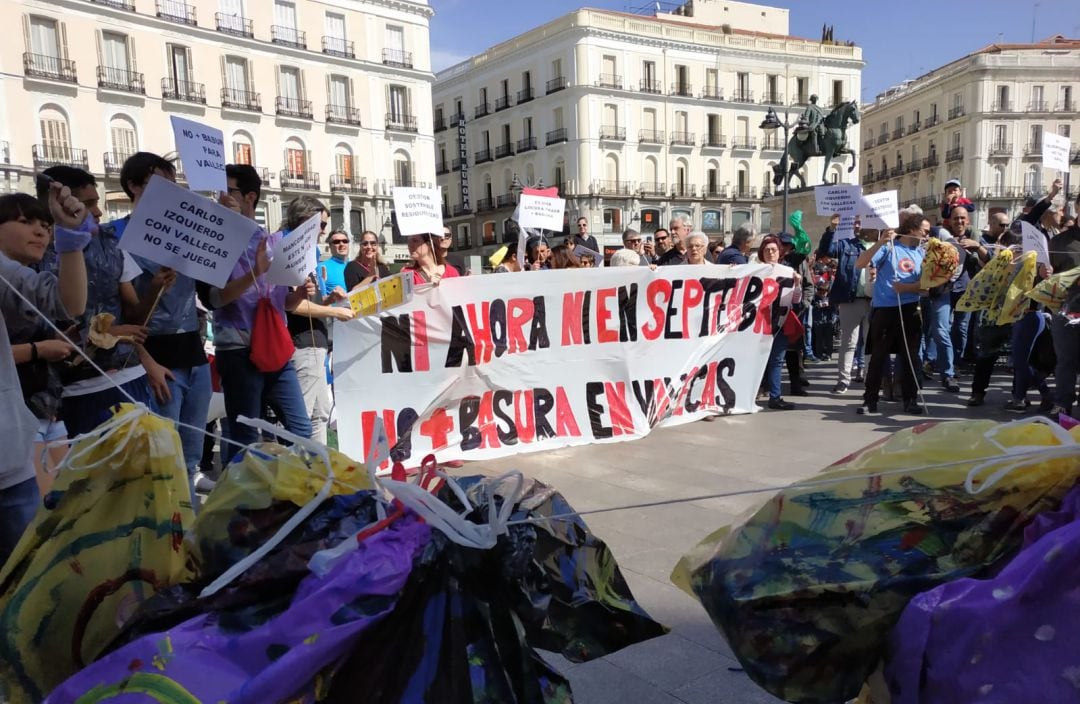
120, 284, 167, 370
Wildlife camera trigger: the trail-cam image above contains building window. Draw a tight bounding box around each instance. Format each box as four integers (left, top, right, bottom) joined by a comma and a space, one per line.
325, 12, 348, 55
109, 116, 137, 157
335, 144, 353, 180
795, 77, 808, 104
602, 208, 622, 233
224, 56, 250, 95
731, 209, 751, 231
702, 209, 723, 232
39, 107, 71, 158
993, 124, 1007, 147
551, 58, 562, 79
167, 44, 193, 86
1024, 164, 1041, 194
100, 31, 133, 76
640, 208, 661, 230
950, 131, 961, 150
278, 66, 303, 102
328, 74, 351, 114
233, 132, 253, 164
483, 220, 495, 244
387, 84, 410, 121
393, 152, 413, 186
832, 80, 843, 105
284, 139, 306, 176
384, 24, 406, 65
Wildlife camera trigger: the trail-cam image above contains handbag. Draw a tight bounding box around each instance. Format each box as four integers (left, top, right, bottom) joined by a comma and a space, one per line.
249, 297, 294, 373
782, 309, 805, 345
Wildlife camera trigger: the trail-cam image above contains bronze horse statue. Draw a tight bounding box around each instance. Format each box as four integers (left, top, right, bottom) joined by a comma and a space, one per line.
773, 100, 860, 190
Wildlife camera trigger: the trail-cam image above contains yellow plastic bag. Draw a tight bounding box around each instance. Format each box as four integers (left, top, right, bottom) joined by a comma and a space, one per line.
919, 238, 959, 290
672, 419, 1080, 704
996, 251, 1038, 325
955, 248, 1014, 312
1027, 264, 1080, 313
0, 405, 194, 704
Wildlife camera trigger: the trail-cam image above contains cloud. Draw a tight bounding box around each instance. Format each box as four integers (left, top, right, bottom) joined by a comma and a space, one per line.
431, 48, 471, 72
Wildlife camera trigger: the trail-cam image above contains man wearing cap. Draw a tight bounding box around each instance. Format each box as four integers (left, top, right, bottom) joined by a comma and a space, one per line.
780, 232, 814, 396
940, 179, 975, 221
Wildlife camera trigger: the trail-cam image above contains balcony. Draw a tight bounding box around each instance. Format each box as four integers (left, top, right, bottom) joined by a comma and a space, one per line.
474, 102, 490, 118
595, 180, 632, 196
545, 128, 568, 145
988, 142, 1012, 157
1024, 141, 1043, 156
670, 131, 695, 146
161, 78, 206, 104
435, 160, 449, 175
0, 141, 9, 165
761, 92, 784, 106
700, 86, 723, 100
494, 143, 514, 159
280, 170, 320, 191
326, 104, 361, 126
703, 185, 727, 199
330, 175, 367, 195
23, 53, 77, 83
976, 187, 1021, 200
517, 87, 534, 104
382, 48, 413, 69
924, 153, 939, 168
495, 95, 512, 111
103, 151, 132, 175
639, 79, 662, 94
474, 149, 493, 164
946, 147, 963, 162
731, 136, 757, 150
599, 125, 626, 141
32, 144, 88, 171
907, 122, 921, 135
876, 134, 889, 146
516, 136, 537, 153
452, 204, 472, 217
271, 25, 306, 49
448, 112, 465, 126
496, 193, 516, 208
991, 100, 1014, 112
433, 116, 446, 132
215, 12, 252, 37
761, 138, 783, 152
596, 74, 623, 90
863, 139, 874, 150
863, 172, 876, 183
915, 195, 939, 210
640, 182, 666, 197
732, 187, 758, 200
546, 76, 567, 94
906, 159, 922, 173
670, 82, 693, 97
671, 183, 696, 198
97, 66, 144, 94
93, 0, 135, 10
638, 129, 664, 144
451, 158, 466, 171
891, 128, 904, 140
322, 37, 355, 59
385, 113, 418, 132
762, 185, 773, 197
1026, 100, 1049, 113
156, 1, 196, 25
925, 115, 940, 128
732, 90, 754, 103
948, 105, 965, 119
476, 197, 494, 212
791, 95, 810, 107
889, 165, 905, 178
221, 87, 261, 112
1057, 100, 1076, 113
276, 96, 313, 119
703, 134, 727, 148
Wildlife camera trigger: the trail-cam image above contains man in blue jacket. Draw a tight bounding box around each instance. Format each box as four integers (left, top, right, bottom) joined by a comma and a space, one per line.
817, 214, 874, 394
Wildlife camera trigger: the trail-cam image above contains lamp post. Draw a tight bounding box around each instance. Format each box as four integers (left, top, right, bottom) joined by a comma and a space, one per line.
760, 106, 800, 233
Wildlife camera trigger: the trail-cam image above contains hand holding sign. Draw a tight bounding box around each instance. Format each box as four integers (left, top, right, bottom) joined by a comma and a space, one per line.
1042, 132, 1071, 172
265, 213, 321, 286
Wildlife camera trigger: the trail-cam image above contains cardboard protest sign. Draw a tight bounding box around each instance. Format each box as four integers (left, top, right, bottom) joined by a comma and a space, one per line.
265, 212, 321, 286
346, 273, 415, 317
516, 193, 566, 231
170, 116, 227, 193
814, 185, 861, 216
835, 214, 857, 240
859, 190, 899, 230
1042, 132, 1071, 172
118, 175, 256, 287
1020, 221, 1050, 267
392, 187, 443, 237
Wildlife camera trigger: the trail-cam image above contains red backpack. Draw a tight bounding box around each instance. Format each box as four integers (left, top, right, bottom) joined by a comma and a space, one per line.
249, 297, 294, 372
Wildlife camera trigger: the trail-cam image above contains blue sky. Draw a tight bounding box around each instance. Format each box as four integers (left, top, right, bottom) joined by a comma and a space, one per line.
429, 0, 1079, 101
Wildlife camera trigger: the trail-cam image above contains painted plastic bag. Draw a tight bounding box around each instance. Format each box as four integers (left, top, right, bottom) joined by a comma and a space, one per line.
996, 250, 1038, 325
1027, 264, 1080, 313
0, 405, 194, 704
919, 238, 960, 290
955, 248, 1014, 312
671, 419, 1080, 704
788, 211, 812, 256
46, 507, 428, 704
887, 474, 1080, 704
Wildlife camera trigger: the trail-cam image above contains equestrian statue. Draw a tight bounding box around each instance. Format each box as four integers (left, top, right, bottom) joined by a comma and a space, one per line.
772, 95, 860, 190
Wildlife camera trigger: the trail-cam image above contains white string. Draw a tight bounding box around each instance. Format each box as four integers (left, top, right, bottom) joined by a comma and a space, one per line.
889, 237, 931, 413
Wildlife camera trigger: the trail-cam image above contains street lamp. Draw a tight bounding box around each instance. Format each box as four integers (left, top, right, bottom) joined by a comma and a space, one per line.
759, 106, 798, 234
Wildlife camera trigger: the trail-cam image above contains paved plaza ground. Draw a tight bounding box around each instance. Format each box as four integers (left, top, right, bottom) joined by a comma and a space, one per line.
473, 360, 1029, 703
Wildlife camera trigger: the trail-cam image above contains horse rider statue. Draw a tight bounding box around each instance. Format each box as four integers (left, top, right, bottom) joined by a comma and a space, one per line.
796, 94, 826, 156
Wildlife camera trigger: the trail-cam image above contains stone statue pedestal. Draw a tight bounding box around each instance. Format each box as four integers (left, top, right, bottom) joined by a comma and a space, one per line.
763, 188, 834, 250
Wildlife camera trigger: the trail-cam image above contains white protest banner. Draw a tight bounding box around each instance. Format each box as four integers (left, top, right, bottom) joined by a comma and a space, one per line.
264, 212, 321, 286
1020, 221, 1050, 267
119, 175, 257, 287
516, 193, 566, 231
814, 184, 861, 216
1042, 132, 1071, 172
392, 187, 443, 237
333, 263, 796, 469
859, 190, 899, 230
169, 116, 227, 193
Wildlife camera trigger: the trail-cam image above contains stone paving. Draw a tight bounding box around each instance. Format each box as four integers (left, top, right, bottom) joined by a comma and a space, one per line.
472, 360, 1028, 703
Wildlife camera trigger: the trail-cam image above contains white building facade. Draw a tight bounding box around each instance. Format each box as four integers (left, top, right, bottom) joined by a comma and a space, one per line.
0, 0, 435, 257
862, 36, 1080, 226
433, 1, 863, 257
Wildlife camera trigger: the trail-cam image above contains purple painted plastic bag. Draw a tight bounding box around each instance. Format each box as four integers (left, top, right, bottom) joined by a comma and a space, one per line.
45, 515, 430, 704
887, 483, 1080, 704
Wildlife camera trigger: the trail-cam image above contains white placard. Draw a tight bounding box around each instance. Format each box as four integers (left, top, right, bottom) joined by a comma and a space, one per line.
516, 193, 566, 231
119, 176, 257, 288
835, 213, 857, 241
859, 190, 900, 229
1043, 132, 1071, 172
170, 116, 227, 193
1020, 221, 1050, 268
392, 187, 443, 237
265, 212, 321, 286
814, 184, 861, 216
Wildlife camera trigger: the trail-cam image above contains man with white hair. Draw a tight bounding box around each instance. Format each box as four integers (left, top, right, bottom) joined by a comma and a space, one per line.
609, 248, 641, 267
657, 214, 690, 266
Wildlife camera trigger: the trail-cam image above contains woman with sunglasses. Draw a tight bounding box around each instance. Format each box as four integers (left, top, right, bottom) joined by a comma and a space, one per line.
344, 230, 391, 291
404, 232, 460, 285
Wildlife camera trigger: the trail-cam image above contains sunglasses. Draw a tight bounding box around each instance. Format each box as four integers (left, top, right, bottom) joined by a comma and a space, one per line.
361, 241, 379, 247
626, 239, 641, 245
329, 238, 349, 245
